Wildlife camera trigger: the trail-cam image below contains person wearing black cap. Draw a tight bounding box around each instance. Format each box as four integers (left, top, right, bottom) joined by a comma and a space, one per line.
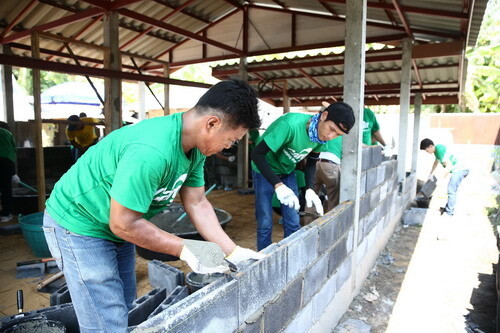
66, 114, 100, 162
251, 102, 355, 250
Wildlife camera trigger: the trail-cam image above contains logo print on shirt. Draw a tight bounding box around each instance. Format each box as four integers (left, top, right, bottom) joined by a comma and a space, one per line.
283, 147, 312, 163
153, 174, 187, 203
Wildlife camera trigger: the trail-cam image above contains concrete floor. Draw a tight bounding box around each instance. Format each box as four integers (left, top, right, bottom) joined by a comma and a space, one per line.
0, 189, 284, 318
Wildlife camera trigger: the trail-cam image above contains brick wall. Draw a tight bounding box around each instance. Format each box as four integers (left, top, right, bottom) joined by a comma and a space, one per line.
134, 147, 415, 333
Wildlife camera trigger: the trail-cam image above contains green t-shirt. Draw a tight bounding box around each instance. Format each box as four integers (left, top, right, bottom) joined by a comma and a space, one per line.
248, 128, 260, 152
324, 136, 343, 160
434, 144, 463, 173
252, 113, 326, 175
46, 113, 206, 242
362, 108, 380, 146
0, 128, 16, 162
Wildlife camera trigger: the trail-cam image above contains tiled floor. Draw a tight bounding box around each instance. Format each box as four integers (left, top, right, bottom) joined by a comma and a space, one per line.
0, 189, 286, 317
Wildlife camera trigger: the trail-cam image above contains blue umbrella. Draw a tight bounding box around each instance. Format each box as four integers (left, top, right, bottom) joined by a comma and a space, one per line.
41, 82, 104, 106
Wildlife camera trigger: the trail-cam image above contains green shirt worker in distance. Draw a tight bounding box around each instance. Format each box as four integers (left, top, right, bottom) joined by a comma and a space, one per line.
43, 80, 264, 333
420, 138, 470, 217
251, 102, 355, 250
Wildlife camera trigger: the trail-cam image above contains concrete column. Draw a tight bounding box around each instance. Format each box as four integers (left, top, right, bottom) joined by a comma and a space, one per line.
282, 80, 290, 114
340, 0, 367, 292
0, 45, 15, 132
163, 64, 170, 116
397, 38, 412, 182
237, 57, 249, 188
411, 93, 422, 174
103, 12, 122, 133
138, 81, 146, 121
31, 32, 46, 211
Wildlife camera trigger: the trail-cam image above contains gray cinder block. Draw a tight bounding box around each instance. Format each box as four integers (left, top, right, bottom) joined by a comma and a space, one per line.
237, 243, 288, 322
147, 286, 189, 319
366, 168, 378, 193
420, 175, 437, 198
303, 254, 329, 304
128, 288, 167, 327
148, 260, 184, 294
263, 277, 303, 333
327, 237, 347, 277
279, 226, 319, 282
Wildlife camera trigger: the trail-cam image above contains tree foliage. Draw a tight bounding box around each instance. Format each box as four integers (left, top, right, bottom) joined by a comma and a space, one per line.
464, 0, 499, 112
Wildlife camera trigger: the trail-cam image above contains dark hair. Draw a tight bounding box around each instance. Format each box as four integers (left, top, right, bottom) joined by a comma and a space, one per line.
195, 79, 261, 129
67, 115, 81, 131
0, 121, 10, 131
79, 112, 87, 118
420, 138, 434, 150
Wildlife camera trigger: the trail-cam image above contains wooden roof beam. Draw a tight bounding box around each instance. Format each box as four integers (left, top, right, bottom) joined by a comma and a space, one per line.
323, 0, 468, 19
0, 0, 38, 40
391, 0, 413, 39
119, 0, 196, 50
118, 8, 243, 55
0, 7, 104, 44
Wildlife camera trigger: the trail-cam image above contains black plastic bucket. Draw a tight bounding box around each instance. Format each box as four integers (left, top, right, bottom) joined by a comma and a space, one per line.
185, 272, 224, 293
136, 204, 232, 261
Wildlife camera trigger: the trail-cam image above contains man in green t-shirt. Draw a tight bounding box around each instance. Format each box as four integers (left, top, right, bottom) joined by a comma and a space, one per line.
251, 102, 355, 250
363, 107, 388, 146
0, 122, 16, 222
420, 138, 470, 216
43, 80, 265, 332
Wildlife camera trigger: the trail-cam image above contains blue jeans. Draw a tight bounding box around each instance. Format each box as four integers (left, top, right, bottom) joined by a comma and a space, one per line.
253, 171, 300, 250
445, 169, 469, 216
43, 212, 136, 333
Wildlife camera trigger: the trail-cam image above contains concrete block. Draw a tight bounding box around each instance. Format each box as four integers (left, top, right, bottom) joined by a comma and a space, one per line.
366, 167, 378, 193
346, 229, 354, 254
371, 146, 382, 168
50, 284, 71, 306
403, 207, 439, 226
327, 236, 347, 277
239, 309, 263, 333
357, 217, 365, 245
312, 273, 337, 322
263, 277, 303, 333
376, 164, 386, 186
360, 171, 367, 196
420, 175, 437, 198
356, 238, 368, 266
279, 226, 319, 282
148, 260, 184, 294
148, 286, 189, 318
379, 181, 388, 201
369, 186, 380, 211
137, 276, 239, 333
335, 256, 352, 291
128, 288, 167, 327
359, 193, 370, 219
237, 243, 288, 321
361, 148, 370, 171
303, 253, 329, 304
283, 298, 313, 333
317, 202, 353, 254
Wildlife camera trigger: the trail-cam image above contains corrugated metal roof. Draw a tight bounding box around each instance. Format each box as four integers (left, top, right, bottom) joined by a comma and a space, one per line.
0, 0, 490, 106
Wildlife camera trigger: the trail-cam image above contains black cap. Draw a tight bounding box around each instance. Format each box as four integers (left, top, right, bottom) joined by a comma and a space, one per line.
67, 115, 80, 131
324, 102, 355, 134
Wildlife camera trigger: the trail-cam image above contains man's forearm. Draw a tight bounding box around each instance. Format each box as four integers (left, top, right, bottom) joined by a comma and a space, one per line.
184, 198, 236, 255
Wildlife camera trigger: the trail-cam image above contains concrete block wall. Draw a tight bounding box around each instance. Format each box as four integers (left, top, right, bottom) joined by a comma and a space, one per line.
134, 148, 416, 333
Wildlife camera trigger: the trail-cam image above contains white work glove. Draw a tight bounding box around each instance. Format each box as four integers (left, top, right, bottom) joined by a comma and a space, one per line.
11, 174, 21, 184
305, 188, 324, 216
382, 145, 393, 157
228, 155, 236, 162
225, 246, 265, 267
180, 239, 229, 274
275, 184, 300, 211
